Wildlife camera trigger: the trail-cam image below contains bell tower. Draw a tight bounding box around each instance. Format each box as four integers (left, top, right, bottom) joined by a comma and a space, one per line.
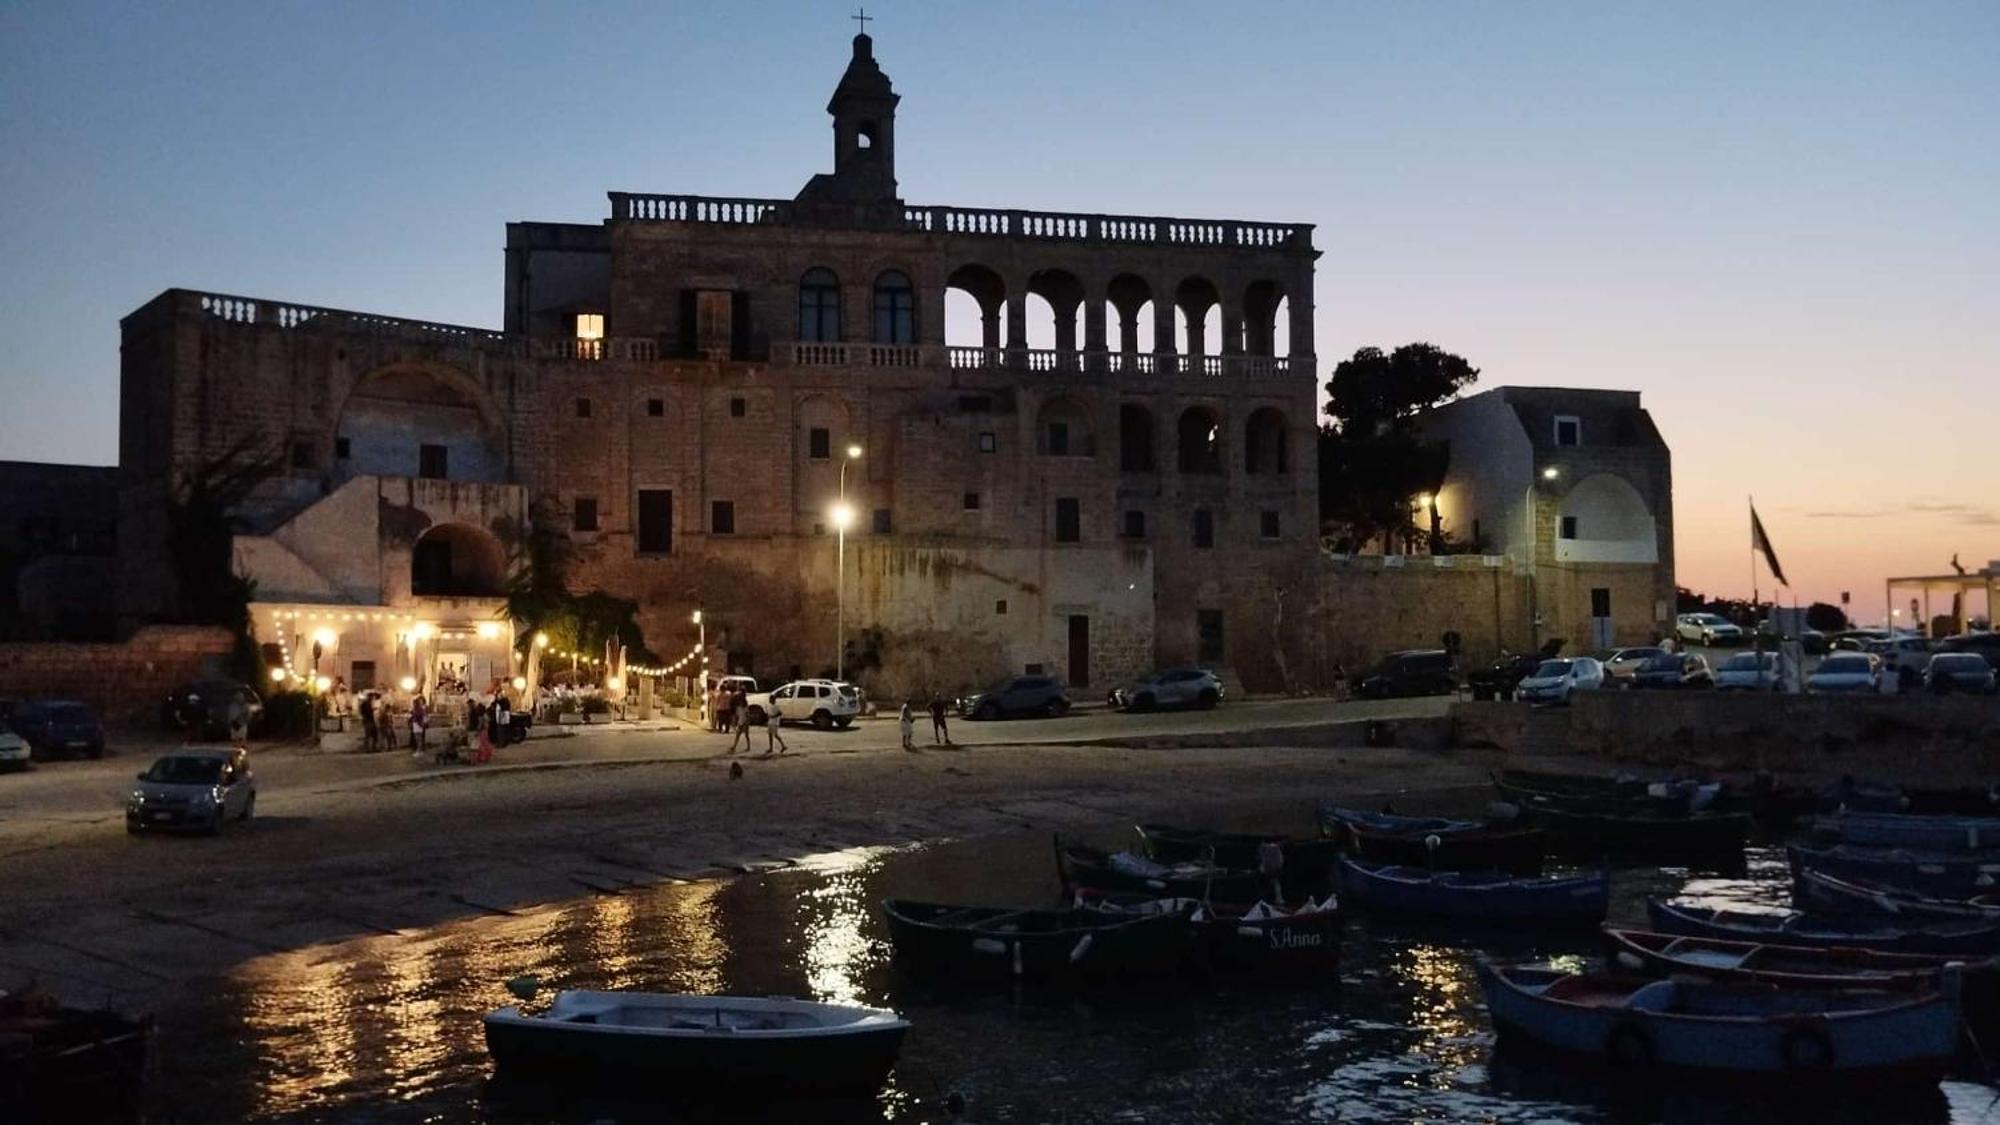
795, 32, 903, 222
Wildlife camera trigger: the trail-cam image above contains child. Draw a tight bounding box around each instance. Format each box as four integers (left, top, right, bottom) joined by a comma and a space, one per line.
765, 699, 789, 756
898, 701, 915, 751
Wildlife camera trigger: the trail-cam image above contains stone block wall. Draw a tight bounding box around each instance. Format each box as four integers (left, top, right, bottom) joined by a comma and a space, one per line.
0, 626, 236, 726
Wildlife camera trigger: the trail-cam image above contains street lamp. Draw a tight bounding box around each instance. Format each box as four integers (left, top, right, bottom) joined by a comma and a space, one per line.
833, 443, 864, 682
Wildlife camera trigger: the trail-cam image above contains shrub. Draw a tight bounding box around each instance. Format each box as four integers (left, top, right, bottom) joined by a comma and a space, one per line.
581, 696, 613, 716
262, 691, 319, 740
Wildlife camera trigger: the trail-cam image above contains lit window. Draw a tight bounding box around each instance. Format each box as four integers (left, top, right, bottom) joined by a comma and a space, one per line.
576, 313, 605, 341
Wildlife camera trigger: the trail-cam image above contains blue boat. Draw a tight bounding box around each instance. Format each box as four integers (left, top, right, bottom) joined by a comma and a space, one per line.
1647, 899, 2000, 957
1793, 868, 2000, 925
1317, 805, 1546, 874
1337, 858, 1606, 924
1477, 959, 1961, 1087
1811, 811, 2000, 852
1788, 841, 2000, 898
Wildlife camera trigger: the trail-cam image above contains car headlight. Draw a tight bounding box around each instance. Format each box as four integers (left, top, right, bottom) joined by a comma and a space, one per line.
129, 790, 146, 805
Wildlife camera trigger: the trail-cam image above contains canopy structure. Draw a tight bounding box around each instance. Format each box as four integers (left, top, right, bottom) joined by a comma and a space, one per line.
1885, 561, 1999, 635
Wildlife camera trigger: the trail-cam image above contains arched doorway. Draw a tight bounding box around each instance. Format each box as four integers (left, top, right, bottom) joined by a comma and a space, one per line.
336, 364, 506, 483
411, 523, 508, 596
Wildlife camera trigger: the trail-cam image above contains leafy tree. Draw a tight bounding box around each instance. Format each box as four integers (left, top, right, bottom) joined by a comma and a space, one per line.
166, 436, 283, 679
1805, 602, 1850, 632
505, 499, 655, 666
1319, 344, 1479, 549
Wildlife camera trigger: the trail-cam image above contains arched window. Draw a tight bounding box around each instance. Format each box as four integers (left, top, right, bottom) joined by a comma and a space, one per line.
1177, 407, 1222, 474
873, 271, 915, 344
799, 268, 841, 342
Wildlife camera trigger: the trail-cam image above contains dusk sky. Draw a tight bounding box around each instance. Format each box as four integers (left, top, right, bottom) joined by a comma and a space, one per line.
1, 1, 1993, 619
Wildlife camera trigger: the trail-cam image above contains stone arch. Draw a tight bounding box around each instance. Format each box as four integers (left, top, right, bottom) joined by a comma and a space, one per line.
1244, 407, 1289, 474
336, 361, 506, 483
1176, 405, 1223, 474
411, 522, 508, 597
1119, 403, 1156, 472
1556, 473, 1658, 564
871, 269, 915, 344
1106, 274, 1154, 356
1244, 280, 1287, 356
1027, 268, 1086, 354
1036, 395, 1096, 457
945, 263, 1006, 349
1174, 276, 1222, 358
798, 267, 841, 342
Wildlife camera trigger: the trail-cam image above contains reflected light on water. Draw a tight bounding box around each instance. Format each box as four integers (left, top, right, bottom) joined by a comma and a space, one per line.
655, 878, 729, 995
795, 848, 889, 1007
1395, 943, 1484, 1080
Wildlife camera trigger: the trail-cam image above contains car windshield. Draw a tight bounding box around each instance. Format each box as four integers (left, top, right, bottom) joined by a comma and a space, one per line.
144, 757, 224, 784
1935, 655, 1985, 671
1818, 656, 1870, 674
1721, 654, 1771, 671
1694, 615, 1727, 626
1640, 656, 1682, 672
1533, 660, 1572, 678
983, 679, 1020, 695
1617, 649, 1663, 661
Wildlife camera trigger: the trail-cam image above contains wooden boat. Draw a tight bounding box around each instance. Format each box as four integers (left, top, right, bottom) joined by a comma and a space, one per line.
881, 899, 1189, 981
1788, 841, 2000, 898
1337, 858, 1607, 924
1477, 959, 1961, 1086
1646, 899, 2000, 957
483, 990, 908, 1095
1828, 778, 2000, 817
1317, 805, 1546, 874
1793, 868, 2000, 925
1604, 927, 1972, 990
1516, 802, 1749, 855
1074, 890, 1341, 973
1133, 823, 1342, 889
1055, 840, 1268, 903
0, 989, 151, 1113
1493, 769, 1731, 814
1810, 811, 2000, 852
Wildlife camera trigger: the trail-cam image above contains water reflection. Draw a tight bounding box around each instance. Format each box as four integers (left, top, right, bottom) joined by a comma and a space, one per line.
164, 838, 1982, 1123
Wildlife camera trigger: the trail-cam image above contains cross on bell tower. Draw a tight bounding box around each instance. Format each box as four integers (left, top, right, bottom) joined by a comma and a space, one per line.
793, 22, 902, 221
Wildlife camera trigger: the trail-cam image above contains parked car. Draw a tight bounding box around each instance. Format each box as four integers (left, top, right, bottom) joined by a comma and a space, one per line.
1800, 629, 1829, 656
1714, 651, 1792, 691
1465, 640, 1566, 702
1108, 667, 1223, 712
1514, 657, 1606, 705
0, 723, 29, 772
1806, 653, 1882, 694
958, 675, 1070, 720
744, 679, 859, 728
1629, 653, 1713, 690
163, 681, 264, 739
1862, 635, 1932, 674
9, 700, 106, 759
1938, 632, 2000, 672
1926, 652, 1998, 695
1355, 650, 1459, 699
1826, 629, 1891, 653
1674, 614, 1743, 646
1603, 646, 1667, 682
126, 748, 256, 834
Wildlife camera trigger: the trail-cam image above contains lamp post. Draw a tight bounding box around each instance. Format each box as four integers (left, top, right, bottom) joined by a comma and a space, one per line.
833, 444, 864, 681
1523, 467, 1560, 649
692, 609, 705, 727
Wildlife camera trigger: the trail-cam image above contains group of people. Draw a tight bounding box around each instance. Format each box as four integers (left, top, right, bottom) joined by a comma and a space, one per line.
700, 681, 955, 755
896, 695, 952, 751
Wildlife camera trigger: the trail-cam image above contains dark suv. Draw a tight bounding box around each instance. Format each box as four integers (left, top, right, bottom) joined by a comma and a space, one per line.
958, 675, 1070, 720
1939, 633, 2000, 672
1355, 650, 1459, 699
10, 700, 106, 759
163, 681, 265, 739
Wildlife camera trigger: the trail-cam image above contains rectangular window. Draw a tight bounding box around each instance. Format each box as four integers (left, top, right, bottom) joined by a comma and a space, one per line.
418, 444, 448, 480
1047, 421, 1069, 456
995, 599, 1008, 615
647, 398, 665, 417
695, 290, 733, 359
1197, 609, 1225, 663
711, 500, 735, 535
978, 432, 997, 453
1122, 510, 1146, 539
1561, 516, 1579, 540
637, 489, 674, 554
335, 436, 351, 460
573, 497, 599, 532
1554, 415, 1581, 447
575, 313, 604, 341
964, 492, 981, 511
1193, 508, 1214, 549
809, 428, 831, 460
290, 441, 315, 470
1055, 498, 1080, 543
959, 395, 992, 413
730, 397, 746, 418
349, 661, 376, 691
1260, 510, 1281, 540
872, 508, 892, 534
575, 397, 592, 419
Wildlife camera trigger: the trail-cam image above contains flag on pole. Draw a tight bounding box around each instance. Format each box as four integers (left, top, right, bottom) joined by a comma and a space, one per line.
1751, 504, 1788, 587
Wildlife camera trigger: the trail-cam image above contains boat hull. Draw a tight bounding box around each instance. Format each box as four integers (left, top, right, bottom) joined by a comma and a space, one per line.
883, 900, 1190, 982
1075, 892, 1341, 975
1338, 859, 1606, 924
484, 1014, 904, 1096
1319, 806, 1547, 874
1811, 812, 2000, 852
1056, 844, 1268, 902
1135, 825, 1342, 892
1646, 899, 2000, 956
1788, 841, 2000, 898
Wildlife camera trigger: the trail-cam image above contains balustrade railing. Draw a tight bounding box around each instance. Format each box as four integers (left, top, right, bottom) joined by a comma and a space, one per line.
196, 292, 516, 351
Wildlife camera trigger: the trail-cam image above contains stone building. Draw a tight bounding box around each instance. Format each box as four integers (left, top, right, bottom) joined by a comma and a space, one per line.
1419, 386, 1675, 650
0, 462, 118, 640
113, 34, 1322, 695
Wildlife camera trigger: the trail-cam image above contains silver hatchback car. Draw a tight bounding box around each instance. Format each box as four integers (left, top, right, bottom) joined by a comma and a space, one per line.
126, 748, 257, 834
1108, 667, 1224, 712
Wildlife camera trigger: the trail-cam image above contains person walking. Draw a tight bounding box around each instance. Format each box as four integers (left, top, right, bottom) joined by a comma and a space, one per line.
727, 686, 752, 754
764, 697, 789, 756
929, 693, 950, 745
492, 689, 512, 747
898, 701, 915, 752
226, 693, 251, 749
359, 691, 378, 752
409, 694, 429, 759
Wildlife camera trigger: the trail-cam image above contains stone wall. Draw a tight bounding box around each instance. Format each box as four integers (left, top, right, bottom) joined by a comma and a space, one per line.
0, 626, 236, 726
1320, 556, 1535, 670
